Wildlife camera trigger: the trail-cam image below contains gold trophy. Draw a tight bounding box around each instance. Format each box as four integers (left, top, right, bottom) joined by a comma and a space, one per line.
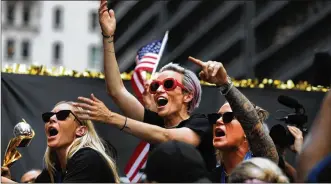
2, 119, 35, 167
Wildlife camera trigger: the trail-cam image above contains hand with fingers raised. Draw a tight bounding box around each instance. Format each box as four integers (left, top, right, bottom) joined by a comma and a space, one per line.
188, 56, 229, 86
288, 125, 303, 153
73, 94, 114, 123
99, 0, 116, 37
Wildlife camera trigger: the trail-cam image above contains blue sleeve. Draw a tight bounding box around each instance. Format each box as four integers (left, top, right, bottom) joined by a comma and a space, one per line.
307, 154, 331, 183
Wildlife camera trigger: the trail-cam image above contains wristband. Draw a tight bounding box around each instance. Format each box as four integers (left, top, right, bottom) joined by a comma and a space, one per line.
218, 76, 233, 95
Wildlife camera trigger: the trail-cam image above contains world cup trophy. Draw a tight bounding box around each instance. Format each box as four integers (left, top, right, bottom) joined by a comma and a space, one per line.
2, 119, 35, 167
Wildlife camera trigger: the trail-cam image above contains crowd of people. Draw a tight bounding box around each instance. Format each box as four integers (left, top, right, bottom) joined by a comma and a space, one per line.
1, 0, 330, 183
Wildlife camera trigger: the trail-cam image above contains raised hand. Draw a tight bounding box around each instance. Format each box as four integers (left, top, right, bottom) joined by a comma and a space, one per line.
288, 125, 303, 153
188, 56, 228, 86
142, 82, 157, 112
99, 0, 116, 36
73, 94, 113, 123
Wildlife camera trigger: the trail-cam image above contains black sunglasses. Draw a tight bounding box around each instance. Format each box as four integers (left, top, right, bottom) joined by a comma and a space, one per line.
42, 110, 82, 125
208, 112, 235, 124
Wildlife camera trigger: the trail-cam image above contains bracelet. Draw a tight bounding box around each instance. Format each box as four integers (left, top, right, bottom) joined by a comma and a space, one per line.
219, 76, 233, 95
120, 117, 127, 131
102, 32, 113, 39
221, 82, 233, 95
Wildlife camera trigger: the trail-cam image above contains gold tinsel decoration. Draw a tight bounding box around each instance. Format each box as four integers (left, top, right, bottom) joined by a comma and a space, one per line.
1, 64, 329, 92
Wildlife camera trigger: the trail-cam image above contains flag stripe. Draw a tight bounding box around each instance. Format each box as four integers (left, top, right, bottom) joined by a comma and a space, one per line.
137, 61, 157, 66
142, 55, 157, 60
124, 141, 149, 174
127, 37, 168, 182
143, 53, 159, 58
131, 79, 144, 103
132, 72, 145, 94
140, 57, 158, 63
131, 161, 147, 182
126, 143, 150, 178
129, 151, 148, 181
135, 64, 155, 72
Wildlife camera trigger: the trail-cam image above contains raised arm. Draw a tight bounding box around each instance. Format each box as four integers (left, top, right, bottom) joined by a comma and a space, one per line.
99, 0, 144, 121
224, 86, 278, 163
188, 56, 279, 163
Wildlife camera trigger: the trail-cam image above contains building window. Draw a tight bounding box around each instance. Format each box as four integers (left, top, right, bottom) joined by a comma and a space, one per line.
53, 42, 62, 64
89, 45, 101, 69
21, 40, 31, 60
53, 7, 63, 29
6, 39, 15, 60
22, 4, 31, 26
6, 2, 15, 25
89, 11, 98, 31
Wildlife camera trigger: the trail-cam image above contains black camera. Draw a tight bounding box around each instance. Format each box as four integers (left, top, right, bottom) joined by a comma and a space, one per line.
270, 95, 307, 147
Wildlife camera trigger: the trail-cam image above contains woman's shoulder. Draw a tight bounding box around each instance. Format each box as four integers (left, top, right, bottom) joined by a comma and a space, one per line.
190, 113, 208, 119
70, 147, 104, 161
34, 169, 51, 183
65, 147, 116, 183
186, 113, 210, 125
67, 147, 112, 174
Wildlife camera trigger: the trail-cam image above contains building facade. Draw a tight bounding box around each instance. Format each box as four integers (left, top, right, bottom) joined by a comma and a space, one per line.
2, 1, 103, 72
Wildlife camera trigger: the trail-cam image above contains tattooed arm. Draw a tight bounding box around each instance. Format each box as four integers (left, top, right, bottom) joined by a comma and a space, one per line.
225, 86, 279, 164
187, 57, 279, 163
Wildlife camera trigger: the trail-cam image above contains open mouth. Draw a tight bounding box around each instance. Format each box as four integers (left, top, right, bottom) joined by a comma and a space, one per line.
48, 127, 59, 137
215, 129, 225, 137
157, 97, 168, 107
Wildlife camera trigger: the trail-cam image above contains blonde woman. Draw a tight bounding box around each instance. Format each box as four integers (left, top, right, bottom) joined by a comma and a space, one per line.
209, 101, 278, 183
34, 101, 120, 183
228, 157, 289, 183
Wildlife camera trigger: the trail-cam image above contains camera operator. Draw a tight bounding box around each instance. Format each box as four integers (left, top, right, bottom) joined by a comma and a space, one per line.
287, 125, 303, 154
270, 95, 307, 182
270, 125, 303, 182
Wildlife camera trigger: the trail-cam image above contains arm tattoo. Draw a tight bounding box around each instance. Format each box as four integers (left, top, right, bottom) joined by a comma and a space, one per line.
107, 39, 115, 53
225, 87, 279, 163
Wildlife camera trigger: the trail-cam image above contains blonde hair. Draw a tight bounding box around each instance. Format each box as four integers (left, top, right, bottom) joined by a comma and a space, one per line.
215, 103, 270, 162
228, 157, 289, 183
43, 101, 120, 183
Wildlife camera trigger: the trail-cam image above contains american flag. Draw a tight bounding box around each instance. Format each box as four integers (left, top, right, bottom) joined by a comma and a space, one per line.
126, 32, 168, 183
124, 141, 150, 182
131, 39, 162, 103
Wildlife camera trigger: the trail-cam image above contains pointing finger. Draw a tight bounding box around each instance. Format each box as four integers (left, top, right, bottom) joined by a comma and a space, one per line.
188, 56, 206, 68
